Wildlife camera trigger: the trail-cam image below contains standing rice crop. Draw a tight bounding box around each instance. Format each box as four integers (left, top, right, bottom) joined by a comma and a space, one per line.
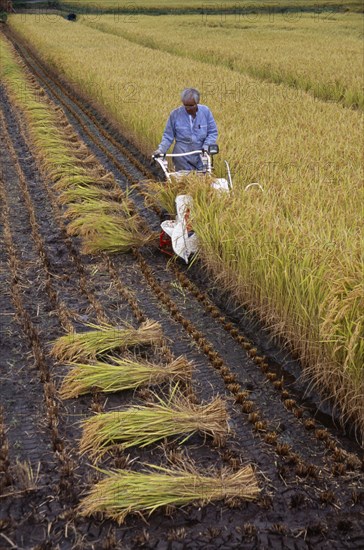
80, 391, 229, 461
59, 356, 192, 398
79, 462, 260, 524
143, 175, 191, 215
51, 320, 162, 362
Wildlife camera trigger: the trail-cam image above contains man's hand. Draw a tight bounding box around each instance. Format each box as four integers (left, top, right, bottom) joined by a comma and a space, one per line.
153, 149, 163, 158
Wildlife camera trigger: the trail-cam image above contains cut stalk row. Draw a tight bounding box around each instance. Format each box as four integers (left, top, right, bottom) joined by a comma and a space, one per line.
0, 34, 155, 256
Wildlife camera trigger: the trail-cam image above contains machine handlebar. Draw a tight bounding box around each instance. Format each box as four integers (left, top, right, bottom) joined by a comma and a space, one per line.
152, 149, 204, 159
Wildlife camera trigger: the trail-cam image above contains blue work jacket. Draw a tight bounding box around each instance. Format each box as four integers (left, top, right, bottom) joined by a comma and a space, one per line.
158, 105, 218, 171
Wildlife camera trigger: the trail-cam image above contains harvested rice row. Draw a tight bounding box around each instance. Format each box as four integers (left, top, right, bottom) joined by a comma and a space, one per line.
79, 463, 260, 524
51, 320, 163, 362
80, 392, 228, 462
0, 30, 260, 520
59, 356, 191, 399
0, 109, 75, 333
0, 35, 155, 255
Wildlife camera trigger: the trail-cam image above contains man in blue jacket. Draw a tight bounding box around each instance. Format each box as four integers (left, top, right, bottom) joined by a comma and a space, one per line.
154, 88, 218, 171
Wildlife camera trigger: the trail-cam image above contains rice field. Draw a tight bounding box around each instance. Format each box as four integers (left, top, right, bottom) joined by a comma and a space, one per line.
59, 0, 364, 12
0, 5, 363, 544
78, 11, 364, 109
7, 12, 364, 433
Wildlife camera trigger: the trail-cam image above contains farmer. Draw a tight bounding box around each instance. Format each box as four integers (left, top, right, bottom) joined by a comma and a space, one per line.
153, 88, 218, 171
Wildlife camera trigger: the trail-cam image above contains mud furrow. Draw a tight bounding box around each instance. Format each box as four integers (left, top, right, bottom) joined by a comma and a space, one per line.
7, 31, 161, 227
0, 85, 133, 331
0, 176, 83, 542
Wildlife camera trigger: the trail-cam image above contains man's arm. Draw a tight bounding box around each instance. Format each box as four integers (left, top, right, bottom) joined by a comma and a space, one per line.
202, 108, 218, 147
158, 112, 175, 154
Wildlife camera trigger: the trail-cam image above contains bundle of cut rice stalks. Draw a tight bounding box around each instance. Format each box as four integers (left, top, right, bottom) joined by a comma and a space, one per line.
80, 390, 229, 461
51, 320, 162, 362
53, 174, 96, 191
59, 356, 192, 399
80, 214, 157, 255
79, 462, 260, 524
143, 176, 189, 216
58, 186, 121, 205
63, 199, 127, 220
54, 172, 115, 191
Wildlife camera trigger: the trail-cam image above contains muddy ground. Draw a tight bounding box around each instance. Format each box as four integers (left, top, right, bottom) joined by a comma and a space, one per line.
0, 29, 363, 549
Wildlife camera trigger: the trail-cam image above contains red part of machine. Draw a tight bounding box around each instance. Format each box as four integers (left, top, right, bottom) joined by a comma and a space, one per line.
159, 230, 173, 256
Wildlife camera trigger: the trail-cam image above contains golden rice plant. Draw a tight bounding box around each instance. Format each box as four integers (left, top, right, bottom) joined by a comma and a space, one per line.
63, 199, 127, 219
76, 11, 364, 109
79, 390, 229, 461
81, 213, 158, 254
58, 185, 119, 204
59, 356, 192, 399
143, 175, 190, 215
58, 171, 115, 190
66, 212, 131, 237
51, 320, 162, 362
79, 462, 259, 524
53, 175, 98, 191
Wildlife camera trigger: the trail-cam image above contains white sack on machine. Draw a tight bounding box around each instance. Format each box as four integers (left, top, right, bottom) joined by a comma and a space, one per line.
161, 195, 198, 263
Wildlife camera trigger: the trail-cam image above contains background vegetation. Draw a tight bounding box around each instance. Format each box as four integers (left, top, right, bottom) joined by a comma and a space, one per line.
58, 0, 364, 13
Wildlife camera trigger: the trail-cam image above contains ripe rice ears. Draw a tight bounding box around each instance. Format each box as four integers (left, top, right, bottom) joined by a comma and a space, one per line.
79, 462, 260, 524
65, 196, 135, 236
59, 356, 192, 399
81, 213, 157, 254
51, 320, 162, 362
143, 175, 190, 215
54, 175, 99, 191
66, 212, 132, 238
54, 172, 115, 191
58, 185, 119, 205
63, 199, 127, 220
314, 274, 364, 432
79, 389, 229, 461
